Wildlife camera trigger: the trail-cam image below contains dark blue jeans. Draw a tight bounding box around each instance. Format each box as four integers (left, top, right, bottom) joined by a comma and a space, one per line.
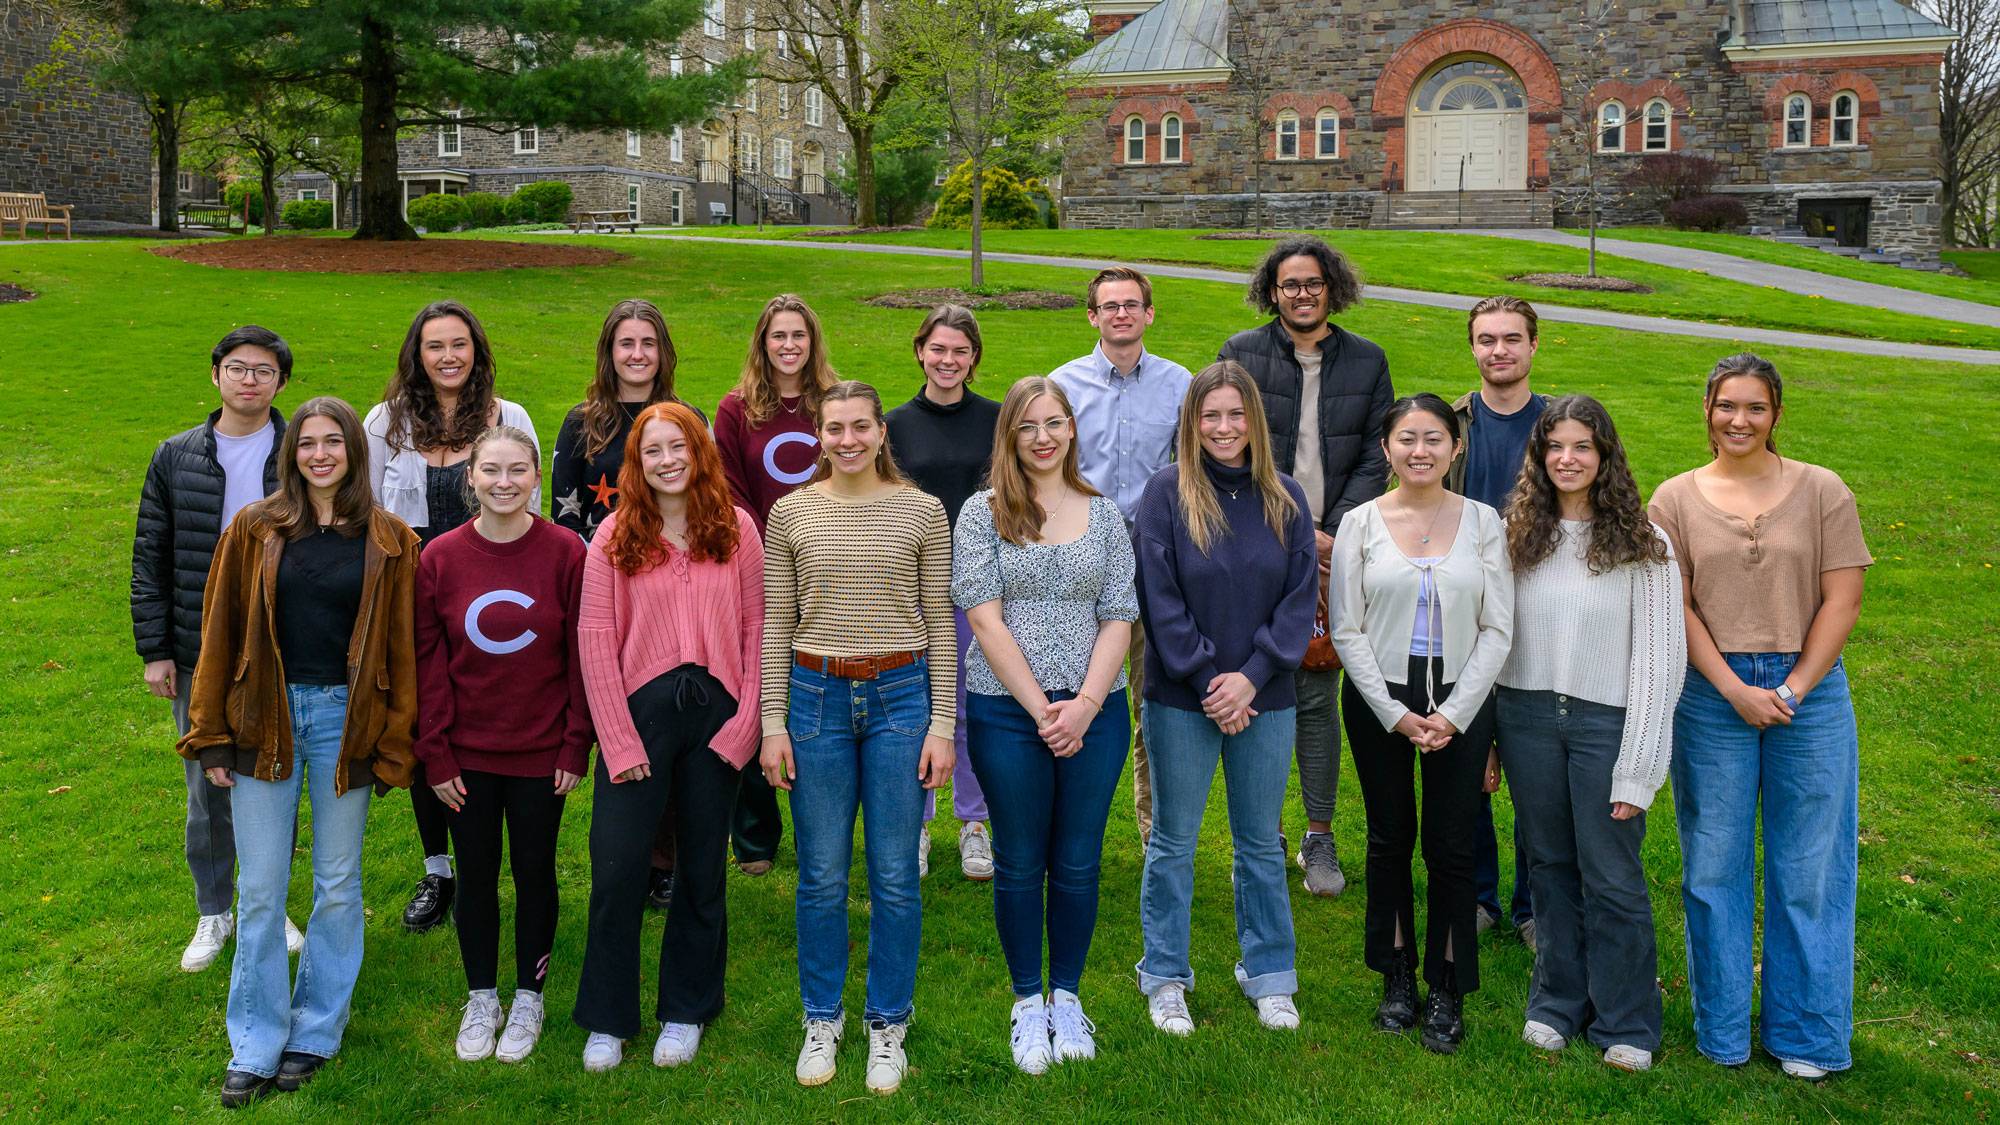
965, 689, 1130, 998
1476, 716, 1534, 925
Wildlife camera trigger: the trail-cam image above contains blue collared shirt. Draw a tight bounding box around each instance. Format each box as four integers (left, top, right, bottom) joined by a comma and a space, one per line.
1050, 343, 1193, 523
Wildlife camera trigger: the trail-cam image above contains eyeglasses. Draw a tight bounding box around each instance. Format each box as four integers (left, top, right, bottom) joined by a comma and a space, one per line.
220, 363, 281, 384
1015, 416, 1072, 440
1092, 300, 1145, 315
1276, 278, 1328, 297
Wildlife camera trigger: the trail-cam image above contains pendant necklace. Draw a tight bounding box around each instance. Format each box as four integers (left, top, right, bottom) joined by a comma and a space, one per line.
1406, 497, 1447, 545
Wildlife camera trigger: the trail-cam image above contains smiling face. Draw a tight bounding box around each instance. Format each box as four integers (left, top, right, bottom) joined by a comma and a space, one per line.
1274, 254, 1330, 335
470, 437, 539, 519
1543, 418, 1601, 502
1012, 392, 1072, 476
1471, 311, 1537, 391
638, 418, 692, 502
420, 315, 476, 397
611, 317, 662, 397
917, 325, 976, 395
1706, 374, 1779, 457
764, 311, 811, 381
212, 343, 284, 419
1197, 385, 1250, 467
1086, 279, 1154, 349
294, 414, 350, 497
1383, 408, 1458, 488
818, 397, 886, 479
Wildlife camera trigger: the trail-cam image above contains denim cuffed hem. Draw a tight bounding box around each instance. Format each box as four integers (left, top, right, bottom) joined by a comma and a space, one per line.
1233, 961, 1298, 1000
1697, 1045, 1751, 1067
864, 1008, 912, 1027
282, 1044, 337, 1062
803, 1003, 845, 1022
225, 1061, 279, 1080
1770, 1048, 1853, 1074
1135, 959, 1192, 996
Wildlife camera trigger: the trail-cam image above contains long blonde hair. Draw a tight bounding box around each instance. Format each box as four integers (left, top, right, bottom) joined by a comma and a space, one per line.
735, 293, 838, 426
1175, 361, 1297, 555
986, 377, 1098, 544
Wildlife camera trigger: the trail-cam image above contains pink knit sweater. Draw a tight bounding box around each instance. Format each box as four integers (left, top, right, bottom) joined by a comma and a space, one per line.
578, 506, 766, 778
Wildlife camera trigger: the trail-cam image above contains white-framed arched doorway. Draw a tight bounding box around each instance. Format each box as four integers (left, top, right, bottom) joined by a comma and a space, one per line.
1406, 57, 1528, 191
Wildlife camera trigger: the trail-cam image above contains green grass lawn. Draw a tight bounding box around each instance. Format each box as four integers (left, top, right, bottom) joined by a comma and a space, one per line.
2, 236, 1996, 1120
1944, 248, 2000, 283
1590, 226, 2000, 310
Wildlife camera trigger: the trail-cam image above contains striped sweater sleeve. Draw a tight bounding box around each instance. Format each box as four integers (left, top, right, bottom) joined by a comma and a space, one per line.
1612, 531, 1688, 809
760, 496, 800, 737
917, 495, 957, 740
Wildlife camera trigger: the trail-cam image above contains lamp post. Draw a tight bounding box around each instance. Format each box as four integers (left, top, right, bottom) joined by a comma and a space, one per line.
727, 101, 744, 226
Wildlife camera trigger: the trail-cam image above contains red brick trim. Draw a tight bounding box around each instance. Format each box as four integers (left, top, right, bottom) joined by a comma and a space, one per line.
1372, 19, 1562, 192
1761, 71, 1879, 148
1104, 95, 1199, 165
1587, 80, 1693, 153
1262, 92, 1355, 159
1090, 13, 1136, 39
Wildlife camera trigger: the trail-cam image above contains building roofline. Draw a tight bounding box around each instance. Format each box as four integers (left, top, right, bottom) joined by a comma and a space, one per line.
1721, 35, 1956, 60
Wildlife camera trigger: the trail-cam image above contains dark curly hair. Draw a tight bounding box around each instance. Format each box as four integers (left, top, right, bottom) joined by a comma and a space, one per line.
381, 300, 498, 453
1504, 394, 1668, 574
1246, 237, 1364, 317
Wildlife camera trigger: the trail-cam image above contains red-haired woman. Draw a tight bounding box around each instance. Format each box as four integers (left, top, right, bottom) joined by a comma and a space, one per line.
572, 402, 764, 1072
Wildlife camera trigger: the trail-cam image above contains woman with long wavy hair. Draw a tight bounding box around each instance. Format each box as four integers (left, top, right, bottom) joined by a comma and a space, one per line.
551, 299, 697, 543
573, 402, 764, 1073
1494, 394, 1684, 1072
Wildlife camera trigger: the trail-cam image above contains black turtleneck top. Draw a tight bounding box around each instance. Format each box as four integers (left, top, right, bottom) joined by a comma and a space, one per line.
885, 386, 1003, 532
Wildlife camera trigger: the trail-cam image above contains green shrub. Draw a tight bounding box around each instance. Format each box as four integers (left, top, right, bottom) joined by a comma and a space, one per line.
462, 192, 507, 229
926, 161, 1054, 230
502, 181, 574, 223
407, 192, 472, 233
1663, 194, 1749, 232
281, 199, 333, 230
221, 182, 265, 226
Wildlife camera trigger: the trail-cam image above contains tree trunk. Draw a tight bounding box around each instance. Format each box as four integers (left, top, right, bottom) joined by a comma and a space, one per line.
353, 17, 417, 240
969, 147, 985, 287
153, 99, 180, 234
260, 156, 278, 236
851, 125, 877, 226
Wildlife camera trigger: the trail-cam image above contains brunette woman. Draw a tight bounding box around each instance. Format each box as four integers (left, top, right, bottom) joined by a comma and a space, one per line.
178, 396, 419, 1107
573, 403, 765, 1073
886, 304, 1001, 880
415, 426, 590, 1065
1495, 395, 1685, 1072
366, 299, 541, 934
954, 377, 1136, 1074
715, 293, 839, 876
760, 381, 955, 1096
1331, 392, 1512, 1055
1649, 355, 1870, 1079
1133, 362, 1316, 1038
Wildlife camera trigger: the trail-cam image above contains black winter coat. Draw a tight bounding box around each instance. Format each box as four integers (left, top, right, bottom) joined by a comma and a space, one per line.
131, 408, 286, 669
1218, 319, 1394, 532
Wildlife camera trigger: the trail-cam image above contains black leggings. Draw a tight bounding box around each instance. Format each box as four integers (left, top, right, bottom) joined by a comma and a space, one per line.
448, 769, 567, 993
413, 763, 453, 860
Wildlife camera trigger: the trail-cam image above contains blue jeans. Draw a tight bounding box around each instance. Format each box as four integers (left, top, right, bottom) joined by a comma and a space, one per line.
227, 684, 373, 1077
1674, 654, 1858, 1072
1138, 701, 1298, 999
787, 659, 932, 1024
965, 689, 1130, 997
1474, 790, 1534, 925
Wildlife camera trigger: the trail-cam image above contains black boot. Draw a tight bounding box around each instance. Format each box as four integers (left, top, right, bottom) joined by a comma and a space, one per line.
274, 1051, 328, 1092
1420, 969, 1465, 1055
647, 867, 676, 912
219, 1069, 275, 1109
402, 873, 454, 933
1375, 954, 1419, 1033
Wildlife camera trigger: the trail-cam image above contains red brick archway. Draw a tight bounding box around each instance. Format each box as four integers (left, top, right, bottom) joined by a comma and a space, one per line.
1373, 19, 1562, 192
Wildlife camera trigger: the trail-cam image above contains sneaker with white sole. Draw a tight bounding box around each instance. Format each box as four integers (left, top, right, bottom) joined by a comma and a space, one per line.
1148, 982, 1193, 1036
181, 913, 233, 972
455, 990, 503, 1061
1603, 1044, 1654, 1072
795, 1016, 844, 1086
1780, 1058, 1829, 1081
284, 915, 304, 955
1009, 994, 1052, 1075
917, 826, 932, 879
495, 990, 544, 1063
1255, 994, 1300, 1031
1048, 989, 1096, 1062
959, 821, 994, 881
653, 1021, 702, 1067
1518, 917, 1539, 956
1296, 832, 1346, 897
864, 1020, 908, 1095
582, 1032, 623, 1072
1522, 1020, 1568, 1051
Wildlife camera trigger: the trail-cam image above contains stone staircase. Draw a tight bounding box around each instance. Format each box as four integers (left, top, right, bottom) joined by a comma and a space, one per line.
1752, 225, 1942, 271
1373, 191, 1553, 230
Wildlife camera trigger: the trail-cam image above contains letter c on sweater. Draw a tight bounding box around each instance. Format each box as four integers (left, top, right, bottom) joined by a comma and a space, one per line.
466, 589, 538, 655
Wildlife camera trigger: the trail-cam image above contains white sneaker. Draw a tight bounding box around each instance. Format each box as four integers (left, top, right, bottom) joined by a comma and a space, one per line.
1523, 1020, 1568, 1051
582, 1032, 623, 1072
1009, 994, 1052, 1075
1780, 1058, 1830, 1080
864, 1020, 908, 1095
455, 990, 503, 1061
180, 913, 233, 972
1148, 982, 1193, 1036
917, 826, 932, 879
1255, 994, 1300, 1031
795, 1016, 844, 1086
284, 915, 304, 955
653, 1021, 701, 1067
495, 990, 544, 1063
1048, 989, 1096, 1062
1604, 1044, 1654, 1071
959, 821, 995, 881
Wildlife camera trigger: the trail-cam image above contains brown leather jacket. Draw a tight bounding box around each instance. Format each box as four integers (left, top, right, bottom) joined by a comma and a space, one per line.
177, 506, 421, 794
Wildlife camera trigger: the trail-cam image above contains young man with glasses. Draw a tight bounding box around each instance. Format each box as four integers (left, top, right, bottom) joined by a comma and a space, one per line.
133, 326, 302, 973
1050, 267, 1192, 844
1219, 237, 1394, 898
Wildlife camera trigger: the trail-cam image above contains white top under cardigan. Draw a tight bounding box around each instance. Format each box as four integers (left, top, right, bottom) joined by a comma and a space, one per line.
1330, 497, 1514, 735
363, 398, 541, 528
1499, 520, 1687, 808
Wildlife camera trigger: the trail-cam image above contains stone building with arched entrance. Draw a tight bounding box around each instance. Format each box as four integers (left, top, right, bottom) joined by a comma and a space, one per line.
1065, 0, 1956, 254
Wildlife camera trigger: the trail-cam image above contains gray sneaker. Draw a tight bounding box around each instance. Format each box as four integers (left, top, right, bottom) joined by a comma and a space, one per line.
1475, 905, 1500, 934
1518, 917, 1538, 955
1296, 833, 1346, 897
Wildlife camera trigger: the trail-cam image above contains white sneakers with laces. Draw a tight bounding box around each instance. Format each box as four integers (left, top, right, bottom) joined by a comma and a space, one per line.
1523, 1020, 1568, 1051
1604, 1044, 1655, 1072
916, 826, 932, 879
1148, 982, 1194, 1036
1009, 994, 1052, 1075
455, 990, 503, 1061
654, 1021, 702, 1067
495, 990, 544, 1062
1048, 989, 1097, 1062
959, 821, 995, 881
581, 1032, 623, 1072
180, 913, 233, 972
795, 1015, 844, 1086
1255, 994, 1301, 1031
284, 915, 304, 955
864, 1020, 908, 1095
1779, 1057, 1828, 1080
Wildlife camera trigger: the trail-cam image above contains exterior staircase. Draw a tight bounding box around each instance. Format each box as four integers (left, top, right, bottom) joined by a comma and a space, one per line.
1373, 191, 1553, 230
1751, 225, 1943, 271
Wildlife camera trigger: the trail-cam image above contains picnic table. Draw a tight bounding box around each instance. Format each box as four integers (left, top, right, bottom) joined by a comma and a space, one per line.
569, 210, 641, 234
0, 192, 74, 239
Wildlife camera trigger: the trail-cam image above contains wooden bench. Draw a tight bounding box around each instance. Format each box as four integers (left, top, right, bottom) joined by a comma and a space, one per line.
0, 192, 74, 240
177, 201, 235, 231
569, 209, 641, 234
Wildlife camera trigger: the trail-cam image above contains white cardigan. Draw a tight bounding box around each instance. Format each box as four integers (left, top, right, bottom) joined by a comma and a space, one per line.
1330, 498, 1513, 735
363, 398, 541, 528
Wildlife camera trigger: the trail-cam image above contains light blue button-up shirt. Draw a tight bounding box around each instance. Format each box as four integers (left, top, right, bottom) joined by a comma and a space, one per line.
1049, 343, 1193, 524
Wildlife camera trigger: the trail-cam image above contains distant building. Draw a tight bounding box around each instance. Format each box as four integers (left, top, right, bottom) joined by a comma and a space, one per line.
1, 6, 153, 223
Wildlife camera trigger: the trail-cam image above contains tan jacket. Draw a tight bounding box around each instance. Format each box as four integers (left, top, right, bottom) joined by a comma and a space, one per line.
177, 507, 421, 794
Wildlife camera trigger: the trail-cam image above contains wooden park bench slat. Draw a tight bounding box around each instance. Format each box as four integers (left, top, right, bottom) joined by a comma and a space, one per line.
0, 192, 74, 240
569, 209, 641, 234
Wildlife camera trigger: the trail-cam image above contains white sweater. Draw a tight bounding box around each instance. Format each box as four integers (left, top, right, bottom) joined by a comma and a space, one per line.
1498, 520, 1687, 809
363, 398, 541, 527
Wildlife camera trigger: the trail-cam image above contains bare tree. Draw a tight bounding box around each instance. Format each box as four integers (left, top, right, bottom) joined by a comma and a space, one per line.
750, 0, 898, 223
1916, 0, 2000, 247
1165, 0, 1274, 231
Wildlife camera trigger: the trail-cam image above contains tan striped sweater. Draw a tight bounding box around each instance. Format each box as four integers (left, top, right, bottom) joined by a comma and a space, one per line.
760, 483, 957, 738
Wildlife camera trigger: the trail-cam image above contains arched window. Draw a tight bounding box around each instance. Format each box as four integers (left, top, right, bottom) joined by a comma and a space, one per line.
1124, 115, 1146, 164
1162, 114, 1183, 163
1275, 110, 1299, 160
1832, 91, 1859, 146
1784, 94, 1811, 147
1643, 99, 1671, 151
1598, 101, 1625, 153
1316, 110, 1339, 158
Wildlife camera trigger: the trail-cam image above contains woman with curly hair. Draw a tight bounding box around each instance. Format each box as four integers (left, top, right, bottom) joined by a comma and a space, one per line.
1494, 395, 1685, 1072
551, 299, 700, 544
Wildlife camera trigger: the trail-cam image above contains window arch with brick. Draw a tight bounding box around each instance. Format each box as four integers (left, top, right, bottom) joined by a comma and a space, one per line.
1586, 80, 1692, 154
1104, 96, 1199, 166
1762, 72, 1879, 149
1262, 92, 1355, 161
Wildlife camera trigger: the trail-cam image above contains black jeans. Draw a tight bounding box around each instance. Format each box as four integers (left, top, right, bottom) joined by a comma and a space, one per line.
730, 761, 783, 863
573, 665, 741, 1037
1344, 655, 1494, 995
411, 763, 453, 860
448, 768, 567, 993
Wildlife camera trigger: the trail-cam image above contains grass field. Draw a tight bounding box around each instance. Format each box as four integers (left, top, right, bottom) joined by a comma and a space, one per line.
2, 235, 1996, 1121
1587, 226, 2000, 309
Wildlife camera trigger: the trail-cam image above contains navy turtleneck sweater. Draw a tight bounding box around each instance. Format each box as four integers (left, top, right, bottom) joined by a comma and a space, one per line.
885, 386, 1003, 532
1133, 454, 1318, 713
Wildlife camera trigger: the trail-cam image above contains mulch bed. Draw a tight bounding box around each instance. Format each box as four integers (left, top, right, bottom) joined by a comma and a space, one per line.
796, 225, 926, 237
1510, 272, 1654, 294
866, 287, 1078, 311
0, 283, 36, 303
150, 237, 626, 274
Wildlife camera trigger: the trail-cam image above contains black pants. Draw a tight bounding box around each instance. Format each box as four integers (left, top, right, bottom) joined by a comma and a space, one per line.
730, 761, 782, 863
412, 763, 452, 860
448, 768, 567, 993
573, 665, 741, 1037
1344, 655, 1494, 995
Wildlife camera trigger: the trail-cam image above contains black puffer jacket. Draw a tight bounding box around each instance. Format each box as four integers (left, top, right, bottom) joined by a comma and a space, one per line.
131, 408, 285, 669
1218, 319, 1394, 532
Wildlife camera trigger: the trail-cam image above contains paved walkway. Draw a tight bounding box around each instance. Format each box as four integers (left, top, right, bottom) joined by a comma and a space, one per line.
652, 234, 2000, 366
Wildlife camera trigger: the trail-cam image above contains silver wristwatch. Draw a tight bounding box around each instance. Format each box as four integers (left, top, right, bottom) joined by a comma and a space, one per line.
1774, 683, 1798, 707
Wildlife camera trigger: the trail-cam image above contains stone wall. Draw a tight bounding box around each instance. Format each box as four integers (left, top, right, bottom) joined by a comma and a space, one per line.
1064, 190, 1380, 229
0, 9, 153, 223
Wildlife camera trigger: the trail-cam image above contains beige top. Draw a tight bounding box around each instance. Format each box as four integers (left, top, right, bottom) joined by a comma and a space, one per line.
1294, 349, 1327, 525
1648, 461, 1872, 654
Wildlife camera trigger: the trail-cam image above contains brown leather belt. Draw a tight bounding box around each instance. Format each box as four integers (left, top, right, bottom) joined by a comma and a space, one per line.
794, 649, 920, 681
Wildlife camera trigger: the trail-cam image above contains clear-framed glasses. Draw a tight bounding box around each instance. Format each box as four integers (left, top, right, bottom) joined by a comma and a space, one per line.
1092, 300, 1145, 315
1015, 416, 1073, 440
220, 362, 281, 384
1276, 278, 1328, 297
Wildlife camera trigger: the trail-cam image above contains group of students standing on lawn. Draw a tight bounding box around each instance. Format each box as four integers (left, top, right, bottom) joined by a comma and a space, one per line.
132, 235, 1871, 1108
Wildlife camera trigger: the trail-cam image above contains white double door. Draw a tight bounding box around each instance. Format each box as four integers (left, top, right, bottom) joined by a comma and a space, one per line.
1409, 111, 1526, 192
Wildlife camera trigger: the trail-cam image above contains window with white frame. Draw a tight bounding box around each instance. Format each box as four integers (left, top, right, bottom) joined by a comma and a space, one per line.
671, 126, 684, 162
627, 182, 641, 218
671, 187, 685, 226
779, 85, 791, 115
1316, 110, 1338, 158
704, 0, 724, 37
1832, 91, 1858, 146
1784, 94, 1810, 147
670, 52, 682, 76
177, 170, 194, 193
1275, 111, 1299, 160
745, 84, 757, 113
1162, 114, 1183, 163
773, 138, 792, 178
514, 125, 538, 154
1124, 115, 1145, 164
1643, 99, 1670, 152
299, 188, 319, 201
627, 129, 642, 157
778, 29, 791, 59
740, 130, 760, 172
804, 86, 823, 126
1597, 101, 1624, 152
438, 110, 461, 157
744, 5, 756, 49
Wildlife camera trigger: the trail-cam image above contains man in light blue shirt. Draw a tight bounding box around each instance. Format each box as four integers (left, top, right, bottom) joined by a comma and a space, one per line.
1050, 266, 1192, 844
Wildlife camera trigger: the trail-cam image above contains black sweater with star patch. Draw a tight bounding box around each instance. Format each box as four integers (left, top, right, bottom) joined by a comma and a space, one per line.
550, 399, 705, 543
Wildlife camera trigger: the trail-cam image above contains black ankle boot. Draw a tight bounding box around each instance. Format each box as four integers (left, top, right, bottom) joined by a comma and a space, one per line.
402, 873, 454, 933
1420, 973, 1465, 1054
1375, 958, 1419, 1033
